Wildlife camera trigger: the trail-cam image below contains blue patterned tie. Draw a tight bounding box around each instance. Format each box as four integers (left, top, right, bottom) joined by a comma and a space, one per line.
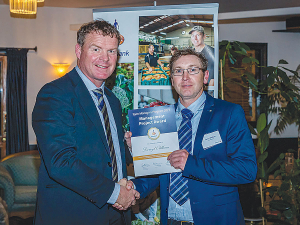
169, 108, 193, 205
92, 89, 118, 181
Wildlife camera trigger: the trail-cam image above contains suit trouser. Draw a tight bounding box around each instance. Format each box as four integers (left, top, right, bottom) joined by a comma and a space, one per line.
108, 205, 127, 225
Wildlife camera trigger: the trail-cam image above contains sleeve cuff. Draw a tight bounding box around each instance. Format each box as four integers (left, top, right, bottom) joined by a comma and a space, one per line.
107, 183, 120, 204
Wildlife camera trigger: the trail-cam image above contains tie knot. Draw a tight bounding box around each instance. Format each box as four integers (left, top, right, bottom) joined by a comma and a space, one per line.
92, 89, 103, 100
181, 108, 193, 120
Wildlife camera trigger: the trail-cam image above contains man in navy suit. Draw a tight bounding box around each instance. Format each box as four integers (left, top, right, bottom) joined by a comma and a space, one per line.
32, 20, 139, 225
125, 48, 257, 225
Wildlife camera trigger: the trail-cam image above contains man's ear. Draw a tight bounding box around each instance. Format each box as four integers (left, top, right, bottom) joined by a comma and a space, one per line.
204, 70, 209, 84
75, 44, 82, 60
203, 34, 207, 39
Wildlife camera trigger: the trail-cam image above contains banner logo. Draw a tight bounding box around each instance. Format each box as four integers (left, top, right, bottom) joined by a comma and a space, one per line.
114, 19, 125, 45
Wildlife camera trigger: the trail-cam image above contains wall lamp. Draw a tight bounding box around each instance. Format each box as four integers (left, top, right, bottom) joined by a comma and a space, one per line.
52, 63, 70, 76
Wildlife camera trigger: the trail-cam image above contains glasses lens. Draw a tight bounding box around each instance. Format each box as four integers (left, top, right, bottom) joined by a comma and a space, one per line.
173, 69, 183, 76
189, 67, 200, 75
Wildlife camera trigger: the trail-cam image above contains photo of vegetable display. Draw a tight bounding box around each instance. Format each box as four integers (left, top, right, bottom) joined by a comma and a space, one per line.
106, 63, 134, 131
138, 94, 169, 109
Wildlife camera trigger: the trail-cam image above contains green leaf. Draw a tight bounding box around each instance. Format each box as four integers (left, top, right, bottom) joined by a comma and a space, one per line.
230, 68, 240, 74
281, 66, 298, 76
267, 186, 279, 196
241, 76, 248, 84
219, 44, 227, 56
232, 41, 242, 51
266, 121, 273, 131
234, 50, 247, 56
228, 53, 237, 64
279, 153, 285, 160
257, 113, 267, 133
251, 57, 259, 64
273, 169, 282, 179
267, 73, 276, 86
263, 66, 276, 76
279, 59, 288, 64
277, 68, 291, 84
237, 42, 250, 51
257, 151, 268, 163
267, 159, 281, 174
269, 200, 292, 211
248, 123, 257, 135
242, 57, 252, 64
219, 40, 229, 47
245, 71, 258, 86
258, 161, 268, 180
259, 130, 269, 152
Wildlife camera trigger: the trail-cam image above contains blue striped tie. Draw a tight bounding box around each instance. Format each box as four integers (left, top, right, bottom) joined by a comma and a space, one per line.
93, 89, 118, 182
169, 108, 193, 205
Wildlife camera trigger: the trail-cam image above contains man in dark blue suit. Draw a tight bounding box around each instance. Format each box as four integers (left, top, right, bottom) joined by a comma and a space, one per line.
125, 48, 257, 225
32, 20, 139, 225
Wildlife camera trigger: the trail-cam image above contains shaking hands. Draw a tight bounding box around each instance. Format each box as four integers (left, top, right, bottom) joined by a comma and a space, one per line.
112, 178, 139, 210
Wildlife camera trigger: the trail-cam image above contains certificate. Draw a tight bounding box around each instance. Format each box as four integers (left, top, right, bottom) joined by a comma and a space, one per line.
128, 105, 180, 177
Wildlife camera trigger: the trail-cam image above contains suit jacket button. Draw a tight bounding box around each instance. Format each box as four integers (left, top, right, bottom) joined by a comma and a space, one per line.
108, 162, 112, 167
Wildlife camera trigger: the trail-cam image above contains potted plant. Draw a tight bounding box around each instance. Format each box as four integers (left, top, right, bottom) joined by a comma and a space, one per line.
219, 40, 300, 224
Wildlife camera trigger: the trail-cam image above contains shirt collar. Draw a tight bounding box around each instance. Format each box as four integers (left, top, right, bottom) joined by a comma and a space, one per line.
75, 66, 105, 92
177, 92, 206, 116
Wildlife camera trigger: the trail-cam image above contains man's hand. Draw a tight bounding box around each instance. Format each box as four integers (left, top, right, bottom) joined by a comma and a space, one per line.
114, 185, 139, 210
124, 131, 132, 153
149, 67, 153, 72
118, 178, 134, 191
167, 149, 189, 170
112, 178, 139, 210
117, 178, 128, 187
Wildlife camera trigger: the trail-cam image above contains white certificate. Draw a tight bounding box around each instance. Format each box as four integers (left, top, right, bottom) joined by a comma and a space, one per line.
128, 105, 180, 177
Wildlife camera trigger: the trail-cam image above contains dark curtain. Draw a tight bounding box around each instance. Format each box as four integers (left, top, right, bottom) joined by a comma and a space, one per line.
6, 48, 30, 155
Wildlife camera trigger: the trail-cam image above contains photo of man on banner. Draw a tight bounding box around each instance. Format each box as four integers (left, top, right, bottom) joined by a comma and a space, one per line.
138, 14, 215, 89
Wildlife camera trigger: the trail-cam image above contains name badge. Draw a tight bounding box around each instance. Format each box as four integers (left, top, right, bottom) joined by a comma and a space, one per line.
202, 131, 222, 150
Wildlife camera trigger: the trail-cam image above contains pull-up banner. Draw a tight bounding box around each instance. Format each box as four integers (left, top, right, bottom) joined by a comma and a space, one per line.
93, 3, 219, 109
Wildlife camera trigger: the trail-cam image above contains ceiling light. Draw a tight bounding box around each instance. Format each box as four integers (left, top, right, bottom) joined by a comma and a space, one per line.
10, 0, 37, 14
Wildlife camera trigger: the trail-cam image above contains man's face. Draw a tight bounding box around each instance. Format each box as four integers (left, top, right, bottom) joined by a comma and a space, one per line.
75, 32, 118, 87
149, 45, 154, 54
190, 31, 205, 48
171, 55, 209, 106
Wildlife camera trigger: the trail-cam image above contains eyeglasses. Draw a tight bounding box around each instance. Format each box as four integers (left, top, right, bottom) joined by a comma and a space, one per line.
172, 67, 205, 76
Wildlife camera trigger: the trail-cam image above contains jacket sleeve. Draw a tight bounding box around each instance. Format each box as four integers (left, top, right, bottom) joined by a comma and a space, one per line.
183, 104, 257, 186
32, 82, 116, 208
132, 177, 160, 199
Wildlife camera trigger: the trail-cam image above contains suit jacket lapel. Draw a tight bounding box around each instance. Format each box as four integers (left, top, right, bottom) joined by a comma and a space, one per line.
193, 92, 215, 156
68, 69, 110, 156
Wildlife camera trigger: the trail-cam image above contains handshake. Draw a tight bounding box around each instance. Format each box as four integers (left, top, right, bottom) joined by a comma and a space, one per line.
113, 178, 140, 210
